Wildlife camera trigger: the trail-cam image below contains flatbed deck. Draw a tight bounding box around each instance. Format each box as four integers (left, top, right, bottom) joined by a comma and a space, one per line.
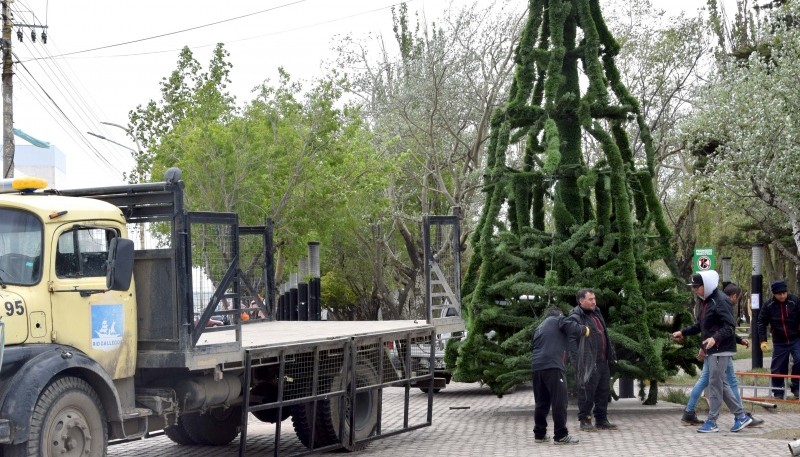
138, 320, 434, 370
197, 319, 432, 348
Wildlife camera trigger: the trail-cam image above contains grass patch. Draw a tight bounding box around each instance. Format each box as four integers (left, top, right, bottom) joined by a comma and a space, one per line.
665, 372, 699, 386
660, 387, 689, 405
733, 347, 751, 360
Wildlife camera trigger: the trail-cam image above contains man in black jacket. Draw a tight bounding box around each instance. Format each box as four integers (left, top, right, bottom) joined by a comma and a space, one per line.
532, 306, 588, 445
672, 271, 751, 433
566, 288, 618, 432
757, 280, 800, 399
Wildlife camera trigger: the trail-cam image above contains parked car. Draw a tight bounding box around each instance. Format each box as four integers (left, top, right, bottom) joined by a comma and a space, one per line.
388, 330, 465, 393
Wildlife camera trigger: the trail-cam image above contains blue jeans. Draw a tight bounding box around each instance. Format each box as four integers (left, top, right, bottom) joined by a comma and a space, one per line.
686, 357, 743, 412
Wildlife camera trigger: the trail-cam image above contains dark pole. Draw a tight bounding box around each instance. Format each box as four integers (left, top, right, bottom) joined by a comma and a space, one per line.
297, 257, 309, 321
281, 282, 289, 321
289, 273, 299, 321
308, 242, 321, 320
2, 0, 15, 178
751, 244, 763, 369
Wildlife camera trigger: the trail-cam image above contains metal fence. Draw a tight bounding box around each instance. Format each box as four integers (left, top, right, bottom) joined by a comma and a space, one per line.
239, 328, 435, 456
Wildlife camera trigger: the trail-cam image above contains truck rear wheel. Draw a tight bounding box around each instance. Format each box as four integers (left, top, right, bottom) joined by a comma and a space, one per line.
419, 387, 441, 394
181, 406, 241, 446
291, 360, 379, 452
250, 382, 291, 423
3, 376, 107, 457
163, 416, 196, 445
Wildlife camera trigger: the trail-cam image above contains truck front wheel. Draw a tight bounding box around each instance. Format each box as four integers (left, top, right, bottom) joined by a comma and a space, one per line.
3, 376, 108, 457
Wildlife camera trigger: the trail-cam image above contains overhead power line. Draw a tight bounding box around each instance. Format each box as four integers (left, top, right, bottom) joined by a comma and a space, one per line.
14, 51, 124, 175
52, 0, 419, 61
43, 0, 307, 59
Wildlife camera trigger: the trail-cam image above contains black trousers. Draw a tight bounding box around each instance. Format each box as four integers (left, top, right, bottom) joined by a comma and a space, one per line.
578, 359, 610, 422
532, 368, 569, 440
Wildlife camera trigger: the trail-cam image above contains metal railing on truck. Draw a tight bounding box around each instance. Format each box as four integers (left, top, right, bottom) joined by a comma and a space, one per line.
237, 327, 435, 456
423, 209, 465, 334
53, 178, 271, 360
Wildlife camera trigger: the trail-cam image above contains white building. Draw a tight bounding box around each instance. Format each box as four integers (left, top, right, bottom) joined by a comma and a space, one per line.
12, 143, 67, 189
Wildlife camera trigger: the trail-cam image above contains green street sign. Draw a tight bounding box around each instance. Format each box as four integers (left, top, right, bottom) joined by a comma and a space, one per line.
693, 247, 715, 273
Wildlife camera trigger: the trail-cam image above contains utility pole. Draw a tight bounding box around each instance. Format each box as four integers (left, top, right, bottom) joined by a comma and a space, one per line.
2, 0, 13, 178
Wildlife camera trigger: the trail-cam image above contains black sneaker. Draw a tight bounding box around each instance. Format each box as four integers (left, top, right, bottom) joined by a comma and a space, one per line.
681, 410, 704, 426
746, 412, 764, 427
579, 418, 596, 432
534, 434, 550, 443
596, 419, 618, 430
554, 435, 580, 445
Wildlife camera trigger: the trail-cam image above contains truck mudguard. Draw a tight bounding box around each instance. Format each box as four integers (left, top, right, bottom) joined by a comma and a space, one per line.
0, 345, 123, 444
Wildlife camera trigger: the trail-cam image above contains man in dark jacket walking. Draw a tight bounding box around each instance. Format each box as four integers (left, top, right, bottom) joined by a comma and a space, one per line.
757, 280, 800, 399
532, 306, 588, 445
566, 288, 618, 432
672, 270, 751, 433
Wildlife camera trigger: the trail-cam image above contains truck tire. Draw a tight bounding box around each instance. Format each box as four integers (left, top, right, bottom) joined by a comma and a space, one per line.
290, 402, 331, 449
3, 376, 107, 457
250, 382, 291, 423
163, 416, 196, 445
418, 387, 441, 394
292, 360, 379, 452
325, 360, 380, 451
181, 406, 241, 446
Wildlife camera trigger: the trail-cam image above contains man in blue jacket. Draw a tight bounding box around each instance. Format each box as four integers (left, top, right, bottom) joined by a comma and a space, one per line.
672, 271, 752, 433
757, 280, 800, 399
532, 306, 589, 445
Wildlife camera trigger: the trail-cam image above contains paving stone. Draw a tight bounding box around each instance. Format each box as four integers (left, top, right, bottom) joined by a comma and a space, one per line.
109, 378, 799, 457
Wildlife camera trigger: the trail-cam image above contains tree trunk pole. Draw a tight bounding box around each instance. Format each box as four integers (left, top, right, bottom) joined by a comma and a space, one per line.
2, 0, 14, 178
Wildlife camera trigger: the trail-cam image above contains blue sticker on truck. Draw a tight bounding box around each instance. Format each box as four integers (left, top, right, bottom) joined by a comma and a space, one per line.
91, 304, 123, 351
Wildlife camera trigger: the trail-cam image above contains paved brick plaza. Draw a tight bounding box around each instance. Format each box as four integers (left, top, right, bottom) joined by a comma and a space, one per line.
109, 378, 800, 457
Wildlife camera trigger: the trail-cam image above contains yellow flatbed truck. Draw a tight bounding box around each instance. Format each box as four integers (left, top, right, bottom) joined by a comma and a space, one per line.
0, 170, 435, 456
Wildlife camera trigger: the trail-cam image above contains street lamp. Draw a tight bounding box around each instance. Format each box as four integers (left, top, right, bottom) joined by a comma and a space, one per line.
86, 131, 135, 153
100, 121, 142, 154
88, 122, 146, 247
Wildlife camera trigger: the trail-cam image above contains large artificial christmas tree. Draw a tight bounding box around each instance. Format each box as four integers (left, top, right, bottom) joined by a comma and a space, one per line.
451, 0, 695, 404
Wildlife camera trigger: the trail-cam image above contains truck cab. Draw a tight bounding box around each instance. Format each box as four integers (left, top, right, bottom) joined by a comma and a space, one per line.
0, 187, 137, 376
0, 177, 138, 456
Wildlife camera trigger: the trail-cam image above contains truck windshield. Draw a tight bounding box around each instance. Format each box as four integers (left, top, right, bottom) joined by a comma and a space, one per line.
0, 208, 43, 285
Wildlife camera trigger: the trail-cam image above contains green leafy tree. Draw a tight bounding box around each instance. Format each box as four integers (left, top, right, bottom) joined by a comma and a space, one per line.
454, 0, 692, 402
128, 45, 391, 312
687, 2, 800, 286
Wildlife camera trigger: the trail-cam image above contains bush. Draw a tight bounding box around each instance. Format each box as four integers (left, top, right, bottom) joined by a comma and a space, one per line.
660, 387, 689, 405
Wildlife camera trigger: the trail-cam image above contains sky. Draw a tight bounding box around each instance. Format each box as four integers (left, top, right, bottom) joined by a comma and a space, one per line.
7, 0, 723, 189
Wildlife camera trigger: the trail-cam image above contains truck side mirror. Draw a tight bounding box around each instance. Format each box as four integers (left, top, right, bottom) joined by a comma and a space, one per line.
106, 238, 134, 291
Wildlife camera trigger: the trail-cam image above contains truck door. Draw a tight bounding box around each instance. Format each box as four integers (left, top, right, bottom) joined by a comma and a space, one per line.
0, 207, 44, 344
49, 224, 137, 379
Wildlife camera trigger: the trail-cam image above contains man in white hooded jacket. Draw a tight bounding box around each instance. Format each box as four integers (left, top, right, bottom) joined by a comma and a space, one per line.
671, 270, 752, 433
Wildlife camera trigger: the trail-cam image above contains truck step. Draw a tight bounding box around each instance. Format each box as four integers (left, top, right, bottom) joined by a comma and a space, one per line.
122, 407, 153, 419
